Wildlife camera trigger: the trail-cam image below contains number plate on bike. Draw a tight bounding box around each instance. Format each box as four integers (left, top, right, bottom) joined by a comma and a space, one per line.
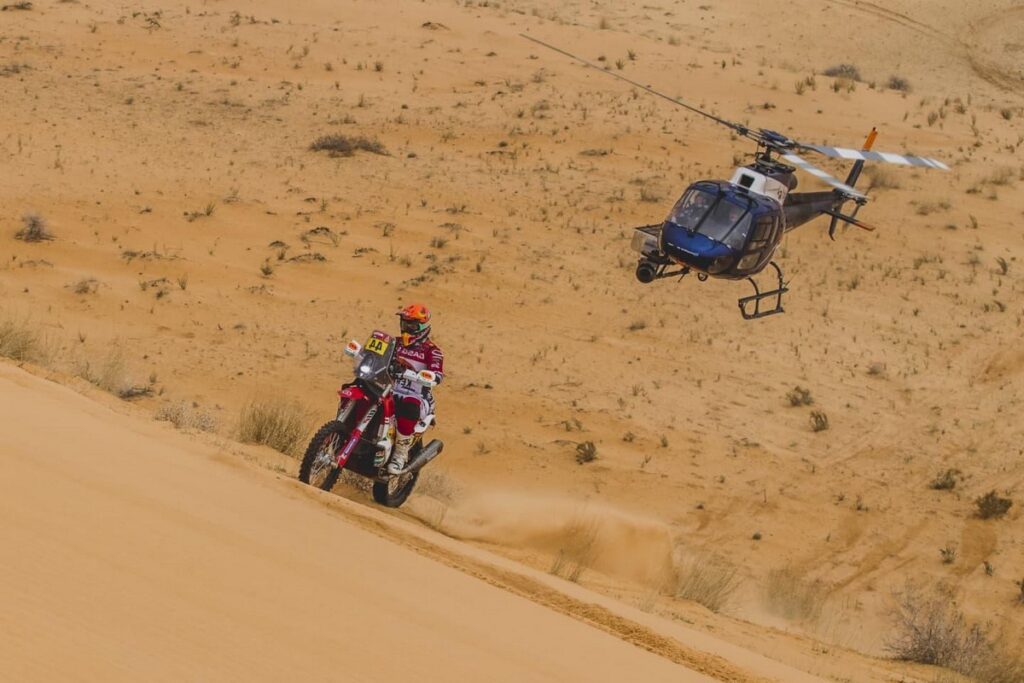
365, 337, 389, 355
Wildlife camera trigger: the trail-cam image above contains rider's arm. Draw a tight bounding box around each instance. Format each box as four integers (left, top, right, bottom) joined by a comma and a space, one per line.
428, 345, 444, 385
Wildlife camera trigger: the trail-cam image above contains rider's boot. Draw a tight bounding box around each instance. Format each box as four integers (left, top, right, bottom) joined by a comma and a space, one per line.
388, 434, 414, 475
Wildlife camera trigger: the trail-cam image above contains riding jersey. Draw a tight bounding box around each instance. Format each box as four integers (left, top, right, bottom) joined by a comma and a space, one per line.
395, 339, 444, 404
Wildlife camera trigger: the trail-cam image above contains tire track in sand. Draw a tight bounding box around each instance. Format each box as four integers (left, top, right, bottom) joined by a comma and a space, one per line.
294, 484, 783, 683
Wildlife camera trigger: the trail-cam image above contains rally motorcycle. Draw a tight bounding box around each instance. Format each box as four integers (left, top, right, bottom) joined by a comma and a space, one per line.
298, 330, 443, 507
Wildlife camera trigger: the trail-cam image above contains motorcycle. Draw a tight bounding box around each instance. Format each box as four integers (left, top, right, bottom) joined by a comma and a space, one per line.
298, 330, 443, 507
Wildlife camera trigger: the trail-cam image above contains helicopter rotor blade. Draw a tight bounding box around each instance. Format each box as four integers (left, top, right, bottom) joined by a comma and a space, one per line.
520, 33, 752, 138
800, 144, 949, 170
781, 152, 866, 199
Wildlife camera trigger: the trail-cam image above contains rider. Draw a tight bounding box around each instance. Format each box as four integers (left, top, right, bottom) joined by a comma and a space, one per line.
390, 303, 444, 474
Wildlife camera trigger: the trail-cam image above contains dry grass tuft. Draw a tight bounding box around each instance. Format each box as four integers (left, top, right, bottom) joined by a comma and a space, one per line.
14, 213, 53, 242
238, 397, 311, 455
310, 134, 387, 157
822, 63, 860, 80
929, 469, 962, 491
786, 385, 813, 406
155, 401, 218, 432
77, 347, 150, 398
975, 491, 1012, 519
549, 514, 600, 583
0, 313, 52, 364
764, 566, 828, 621
675, 552, 740, 613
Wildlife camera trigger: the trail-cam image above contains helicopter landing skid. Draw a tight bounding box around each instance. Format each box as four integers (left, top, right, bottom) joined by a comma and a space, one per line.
738, 262, 788, 320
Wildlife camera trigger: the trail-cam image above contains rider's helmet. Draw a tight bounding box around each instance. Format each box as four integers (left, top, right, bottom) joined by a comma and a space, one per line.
397, 303, 431, 347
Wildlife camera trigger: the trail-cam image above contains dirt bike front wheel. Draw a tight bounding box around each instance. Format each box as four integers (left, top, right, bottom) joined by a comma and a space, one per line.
298, 421, 346, 491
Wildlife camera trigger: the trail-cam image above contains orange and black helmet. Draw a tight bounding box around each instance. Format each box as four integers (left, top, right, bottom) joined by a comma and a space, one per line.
397, 303, 431, 347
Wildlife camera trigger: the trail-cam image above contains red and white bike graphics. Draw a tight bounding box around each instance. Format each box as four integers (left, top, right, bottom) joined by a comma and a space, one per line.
298, 331, 442, 508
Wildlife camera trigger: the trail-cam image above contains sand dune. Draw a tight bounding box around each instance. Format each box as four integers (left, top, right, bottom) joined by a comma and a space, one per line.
0, 362, 715, 682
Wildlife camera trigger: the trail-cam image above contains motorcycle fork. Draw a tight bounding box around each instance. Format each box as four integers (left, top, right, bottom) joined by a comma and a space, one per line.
335, 401, 379, 468
375, 395, 396, 455
336, 399, 355, 423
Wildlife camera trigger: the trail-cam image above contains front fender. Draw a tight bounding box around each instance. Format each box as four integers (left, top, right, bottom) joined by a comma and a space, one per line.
338, 385, 367, 401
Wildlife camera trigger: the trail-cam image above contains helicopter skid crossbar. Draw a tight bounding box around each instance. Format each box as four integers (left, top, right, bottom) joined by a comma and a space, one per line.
738, 261, 788, 320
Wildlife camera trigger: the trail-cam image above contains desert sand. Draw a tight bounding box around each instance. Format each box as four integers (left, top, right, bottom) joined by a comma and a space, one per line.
2, 0, 1023, 680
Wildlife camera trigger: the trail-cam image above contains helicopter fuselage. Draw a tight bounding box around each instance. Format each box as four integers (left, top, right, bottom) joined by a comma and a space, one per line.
640, 159, 852, 282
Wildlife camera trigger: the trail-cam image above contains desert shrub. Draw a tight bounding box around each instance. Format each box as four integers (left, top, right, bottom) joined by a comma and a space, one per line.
786, 385, 813, 406
886, 586, 1024, 682
309, 134, 387, 157
886, 586, 985, 670
77, 347, 150, 398
155, 401, 217, 432
238, 398, 311, 455
823, 63, 861, 81
575, 441, 597, 464
764, 567, 827, 621
930, 469, 962, 491
14, 213, 53, 242
675, 553, 740, 612
887, 75, 911, 92
810, 410, 829, 432
0, 313, 50, 363
73, 278, 98, 295
975, 491, 1012, 519
549, 514, 600, 582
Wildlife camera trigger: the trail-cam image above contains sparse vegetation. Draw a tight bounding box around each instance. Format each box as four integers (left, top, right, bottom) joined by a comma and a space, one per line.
71, 278, 99, 295
575, 440, 597, 464
940, 543, 957, 564
975, 491, 1012, 520
887, 75, 911, 92
14, 213, 53, 242
77, 347, 150, 399
886, 585, 1024, 682
929, 469, 961, 491
786, 386, 813, 406
809, 411, 829, 432
764, 567, 827, 621
550, 514, 599, 582
0, 314, 50, 363
310, 134, 387, 157
237, 397, 311, 456
823, 64, 860, 81
155, 401, 217, 432
675, 553, 740, 613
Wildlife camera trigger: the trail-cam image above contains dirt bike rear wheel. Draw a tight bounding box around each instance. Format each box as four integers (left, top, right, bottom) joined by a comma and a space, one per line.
298, 421, 345, 491
372, 470, 419, 508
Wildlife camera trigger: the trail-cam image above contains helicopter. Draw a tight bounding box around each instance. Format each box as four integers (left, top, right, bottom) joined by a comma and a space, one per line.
522, 34, 950, 319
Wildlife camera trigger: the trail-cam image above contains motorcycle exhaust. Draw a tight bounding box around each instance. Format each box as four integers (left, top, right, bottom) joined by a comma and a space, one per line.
405, 439, 444, 474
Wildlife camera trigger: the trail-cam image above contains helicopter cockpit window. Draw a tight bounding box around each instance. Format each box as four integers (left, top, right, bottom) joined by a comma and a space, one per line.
668, 188, 754, 250
667, 190, 714, 229
697, 197, 753, 250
